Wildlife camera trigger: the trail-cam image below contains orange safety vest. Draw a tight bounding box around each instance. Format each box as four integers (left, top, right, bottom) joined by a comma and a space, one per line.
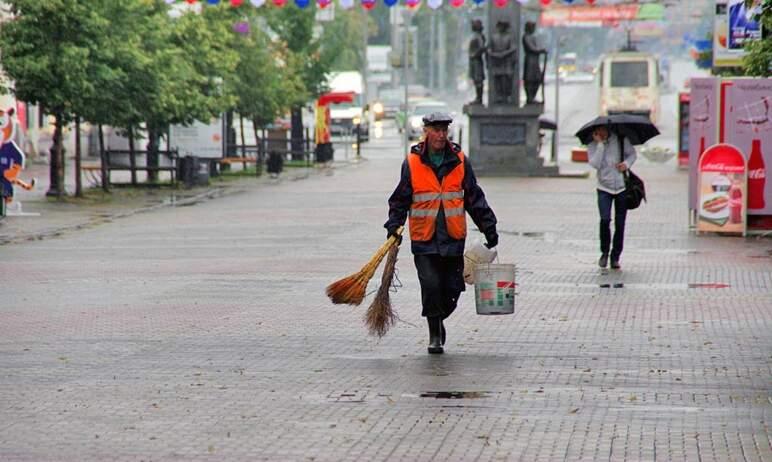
407, 150, 467, 241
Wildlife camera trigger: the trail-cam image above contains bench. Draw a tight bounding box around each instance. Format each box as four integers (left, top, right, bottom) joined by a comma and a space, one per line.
82, 149, 179, 186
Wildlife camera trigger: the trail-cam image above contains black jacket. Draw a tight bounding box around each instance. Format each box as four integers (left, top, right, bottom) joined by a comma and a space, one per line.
384, 141, 498, 256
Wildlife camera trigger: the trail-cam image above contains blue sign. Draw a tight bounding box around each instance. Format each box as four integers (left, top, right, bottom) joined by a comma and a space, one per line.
728, 0, 763, 50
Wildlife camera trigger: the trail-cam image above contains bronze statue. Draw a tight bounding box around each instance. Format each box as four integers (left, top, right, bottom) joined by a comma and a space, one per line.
522, 21, 547, 105
487, 20, 517, 105
468, 19, 486, 105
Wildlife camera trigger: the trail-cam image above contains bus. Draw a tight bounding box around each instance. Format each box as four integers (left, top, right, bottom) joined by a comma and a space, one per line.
597, 52, 661, 124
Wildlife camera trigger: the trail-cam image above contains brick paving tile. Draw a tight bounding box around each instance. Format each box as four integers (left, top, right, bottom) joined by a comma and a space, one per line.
0, 137, 770, 461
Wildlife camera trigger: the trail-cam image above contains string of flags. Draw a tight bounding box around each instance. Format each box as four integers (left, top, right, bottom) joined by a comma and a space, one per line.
167, 0, 600, 10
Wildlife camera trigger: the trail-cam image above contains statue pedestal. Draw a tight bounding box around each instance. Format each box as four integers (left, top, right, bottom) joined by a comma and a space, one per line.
463, 103, 559, 177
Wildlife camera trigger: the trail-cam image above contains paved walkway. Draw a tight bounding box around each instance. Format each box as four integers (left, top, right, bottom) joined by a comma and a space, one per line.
1, 132, 771, 461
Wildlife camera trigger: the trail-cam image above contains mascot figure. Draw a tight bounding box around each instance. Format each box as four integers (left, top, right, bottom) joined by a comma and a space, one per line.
0, 108, 34, 216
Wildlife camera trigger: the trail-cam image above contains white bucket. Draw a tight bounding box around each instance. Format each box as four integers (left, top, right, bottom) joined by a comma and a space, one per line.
473, 264, 516, 315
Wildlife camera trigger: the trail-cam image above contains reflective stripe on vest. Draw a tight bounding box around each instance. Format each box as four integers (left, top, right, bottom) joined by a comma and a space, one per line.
407, 150, 467, 241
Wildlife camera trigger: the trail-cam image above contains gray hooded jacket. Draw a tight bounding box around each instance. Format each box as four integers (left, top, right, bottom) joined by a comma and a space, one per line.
588, 132, 637, 194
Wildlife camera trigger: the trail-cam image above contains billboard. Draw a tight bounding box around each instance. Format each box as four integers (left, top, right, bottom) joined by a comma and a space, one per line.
714, 0, 764, 68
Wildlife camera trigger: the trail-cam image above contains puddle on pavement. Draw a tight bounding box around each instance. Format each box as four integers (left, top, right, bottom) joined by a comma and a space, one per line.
420, 391, 490, 399
688, 283, 731, 289
499, 230, 556, 242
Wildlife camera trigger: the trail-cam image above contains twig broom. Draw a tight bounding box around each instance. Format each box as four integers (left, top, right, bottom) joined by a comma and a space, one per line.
365, 243, 400, 337
325, 226, 403, 306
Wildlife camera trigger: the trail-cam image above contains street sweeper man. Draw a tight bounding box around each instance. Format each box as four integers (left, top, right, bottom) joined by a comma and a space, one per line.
384, 112, 498, 355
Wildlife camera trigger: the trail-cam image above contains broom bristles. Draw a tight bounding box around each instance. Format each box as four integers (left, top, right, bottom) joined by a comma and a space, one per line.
326, 229, 402, 306
365, 244, 399, 337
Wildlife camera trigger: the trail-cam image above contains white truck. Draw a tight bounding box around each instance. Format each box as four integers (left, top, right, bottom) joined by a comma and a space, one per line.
328, 71, 369, 141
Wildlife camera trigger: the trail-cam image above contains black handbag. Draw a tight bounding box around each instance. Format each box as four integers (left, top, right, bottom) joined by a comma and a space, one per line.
618, 136, 646, 210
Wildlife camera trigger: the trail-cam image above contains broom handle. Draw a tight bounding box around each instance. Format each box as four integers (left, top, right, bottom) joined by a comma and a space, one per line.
364, 226, 405, 273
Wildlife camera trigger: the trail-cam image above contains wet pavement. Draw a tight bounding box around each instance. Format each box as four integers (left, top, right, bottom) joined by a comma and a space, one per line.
1, 115, 771, 461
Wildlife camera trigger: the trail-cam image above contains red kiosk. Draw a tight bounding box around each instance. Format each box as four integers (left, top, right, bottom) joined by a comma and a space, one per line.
314, 91, 355, 163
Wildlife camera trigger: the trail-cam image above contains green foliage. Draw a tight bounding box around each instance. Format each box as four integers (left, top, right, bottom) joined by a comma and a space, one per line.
742, 0, 772, 77
265, 7, 332, 102
0, 0, 109, 119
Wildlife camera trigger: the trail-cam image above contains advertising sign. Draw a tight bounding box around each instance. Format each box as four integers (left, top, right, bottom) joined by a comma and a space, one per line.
727, 0, 763, 50
713, 1, 741, 67
714, 0, 764, 67
689, 78, 719, 211
725, 79, 772, 216
697, 144, 747, 234
169, 118, 224, 159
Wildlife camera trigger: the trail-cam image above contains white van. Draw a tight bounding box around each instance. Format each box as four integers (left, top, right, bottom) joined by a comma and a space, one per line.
597, 52, 661, 124
328, 71, 369, 141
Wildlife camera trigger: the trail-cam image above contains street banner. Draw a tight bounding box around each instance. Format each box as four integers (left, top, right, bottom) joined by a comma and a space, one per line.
689, 78, 719, 211
697, 143, 747, 235
725, 78, 772, 216
713, 1, 740, 67
714, 0, 763, 67
169, 118, 224, 159
727, 0, 763, 51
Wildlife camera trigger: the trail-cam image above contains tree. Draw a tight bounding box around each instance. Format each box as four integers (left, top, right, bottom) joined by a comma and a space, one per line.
0, 0, 111, 197
266, 7, 333, 160
742, 0, 771, 77
227, 11, 303, 155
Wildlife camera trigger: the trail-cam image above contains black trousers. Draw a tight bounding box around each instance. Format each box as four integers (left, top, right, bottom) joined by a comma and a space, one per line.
414, 254, 465, 319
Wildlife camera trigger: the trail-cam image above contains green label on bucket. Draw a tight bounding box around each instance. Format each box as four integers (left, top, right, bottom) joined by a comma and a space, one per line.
476, 281, 515, 307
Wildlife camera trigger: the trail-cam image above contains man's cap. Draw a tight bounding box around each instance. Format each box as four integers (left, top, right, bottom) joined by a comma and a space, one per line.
422, 112, 453, 126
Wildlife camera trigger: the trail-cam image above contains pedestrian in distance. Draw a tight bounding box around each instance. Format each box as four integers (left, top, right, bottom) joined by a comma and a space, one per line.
384, 112, 498, 355
587, 125, 637, 270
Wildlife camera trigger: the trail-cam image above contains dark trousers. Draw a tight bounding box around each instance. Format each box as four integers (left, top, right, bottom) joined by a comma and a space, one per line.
414, 255, 465, 319
597, 189, 627, 259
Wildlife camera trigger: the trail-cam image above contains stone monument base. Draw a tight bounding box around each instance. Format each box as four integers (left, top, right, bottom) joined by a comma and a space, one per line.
463, 103, 559, 177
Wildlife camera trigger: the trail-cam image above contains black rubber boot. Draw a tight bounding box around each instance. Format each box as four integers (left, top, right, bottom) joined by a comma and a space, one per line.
427, 317, 443, 354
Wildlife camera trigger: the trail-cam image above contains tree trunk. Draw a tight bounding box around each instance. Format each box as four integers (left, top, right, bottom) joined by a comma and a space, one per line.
98, 124, 109, 192
46, 113, 65, 197
239, 114, 246, 158
290, 105, 304, 161
252, 120, 262, 177
75, 116, 82, 197
146, 125, 159, 183
128, 126, 137, 186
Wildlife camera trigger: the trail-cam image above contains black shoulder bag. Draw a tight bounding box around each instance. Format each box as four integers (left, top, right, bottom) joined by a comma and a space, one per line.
618, 135, 646, 210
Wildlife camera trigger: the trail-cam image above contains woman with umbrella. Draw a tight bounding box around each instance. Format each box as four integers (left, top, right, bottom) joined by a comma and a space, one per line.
575, 115, 658, 270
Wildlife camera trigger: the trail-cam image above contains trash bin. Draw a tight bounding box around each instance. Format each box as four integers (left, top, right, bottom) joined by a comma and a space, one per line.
267, 151, 284, 176
178, 156, 210, 187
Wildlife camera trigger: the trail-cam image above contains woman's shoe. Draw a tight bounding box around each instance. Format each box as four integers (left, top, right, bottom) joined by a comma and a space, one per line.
598, 254, 608, 268
610, 259, 621, 269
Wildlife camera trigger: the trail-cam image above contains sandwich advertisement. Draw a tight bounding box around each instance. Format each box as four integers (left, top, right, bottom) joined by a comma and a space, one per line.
697, 144, 747, 235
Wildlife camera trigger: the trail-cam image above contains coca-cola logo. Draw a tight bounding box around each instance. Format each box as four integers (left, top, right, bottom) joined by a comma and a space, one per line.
702, 162, 744, 172
748, 168, 766, 179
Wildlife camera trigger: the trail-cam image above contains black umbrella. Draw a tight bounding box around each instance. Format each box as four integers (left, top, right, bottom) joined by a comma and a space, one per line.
574, 114, 660, 146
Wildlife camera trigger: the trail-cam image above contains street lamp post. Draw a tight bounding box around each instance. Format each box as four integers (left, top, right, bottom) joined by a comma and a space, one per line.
553, 33, 567, 164
403, 8, 410, 158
